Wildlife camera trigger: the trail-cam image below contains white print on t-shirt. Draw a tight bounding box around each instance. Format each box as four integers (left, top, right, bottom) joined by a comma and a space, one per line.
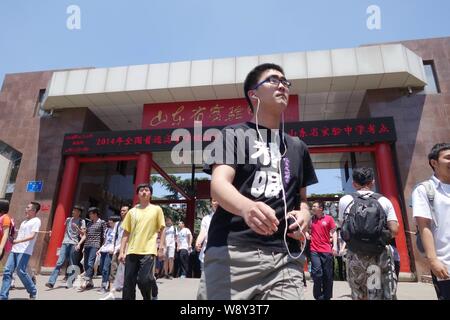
251, 141, 283, 199
178, 228, 191, 250
165, 225, 176, 247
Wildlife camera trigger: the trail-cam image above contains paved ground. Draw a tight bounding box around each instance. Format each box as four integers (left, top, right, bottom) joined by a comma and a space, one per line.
1, 274, 437, 300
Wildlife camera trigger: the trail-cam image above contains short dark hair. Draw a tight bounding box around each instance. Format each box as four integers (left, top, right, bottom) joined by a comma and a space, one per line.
0, 199, 9, 214
108, 215, 121, 223
136, 183, 153, 195
88, 207, 100, 215
30, 201, 41, 214
428, 143, 450, 171
73, 205, 84, 214
121, 203, 132, 209
313, 201, 325, 210
244, 63, 285, 113
352, 167, 375, 186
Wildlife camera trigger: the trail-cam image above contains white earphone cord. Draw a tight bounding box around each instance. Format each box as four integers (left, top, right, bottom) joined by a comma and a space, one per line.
254, 98, 306, 259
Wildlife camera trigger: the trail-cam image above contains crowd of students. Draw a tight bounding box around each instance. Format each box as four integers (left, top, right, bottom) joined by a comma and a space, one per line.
1, 62, 449, 301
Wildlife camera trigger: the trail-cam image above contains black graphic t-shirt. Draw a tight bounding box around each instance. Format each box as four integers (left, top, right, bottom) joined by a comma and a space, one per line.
204, 122, 318, 253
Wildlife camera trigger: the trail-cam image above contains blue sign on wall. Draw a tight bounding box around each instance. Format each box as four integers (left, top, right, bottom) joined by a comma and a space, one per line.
26, 181, 43, 193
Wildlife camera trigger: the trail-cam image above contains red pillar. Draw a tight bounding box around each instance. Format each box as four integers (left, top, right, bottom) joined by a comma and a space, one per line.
375, 142, 411, 272
134, 153, 152, 205
186, 198, 196, 233
44, 156, 80, 267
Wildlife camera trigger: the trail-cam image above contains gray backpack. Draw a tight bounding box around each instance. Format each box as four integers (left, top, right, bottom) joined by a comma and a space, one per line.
415, 181, 438, 255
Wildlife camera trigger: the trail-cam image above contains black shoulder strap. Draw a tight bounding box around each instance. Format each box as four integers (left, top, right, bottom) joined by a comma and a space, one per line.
369, 192, 382, 200
351, 192, 363, 200
343, 195, 356, 217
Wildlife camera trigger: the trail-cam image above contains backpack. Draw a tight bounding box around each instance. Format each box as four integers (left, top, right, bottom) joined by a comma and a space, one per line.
341, 192, 392, 255
0, 215, 16, 253
415, 181, 436, 255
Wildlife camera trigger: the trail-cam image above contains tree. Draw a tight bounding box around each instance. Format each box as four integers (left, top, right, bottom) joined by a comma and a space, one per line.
151, 175, 211, 234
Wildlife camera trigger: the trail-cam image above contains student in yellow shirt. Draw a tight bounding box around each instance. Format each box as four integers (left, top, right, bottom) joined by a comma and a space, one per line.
119, 183, 165, 300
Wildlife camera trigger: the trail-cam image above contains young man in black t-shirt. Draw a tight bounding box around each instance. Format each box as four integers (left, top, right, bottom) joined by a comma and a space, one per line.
197, 63, 318, 300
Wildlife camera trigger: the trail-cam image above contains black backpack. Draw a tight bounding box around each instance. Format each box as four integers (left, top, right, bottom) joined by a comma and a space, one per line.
341, 192, 392, 255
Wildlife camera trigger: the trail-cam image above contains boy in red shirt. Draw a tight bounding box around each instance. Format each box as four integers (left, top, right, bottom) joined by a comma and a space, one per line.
310, 201, 337, 300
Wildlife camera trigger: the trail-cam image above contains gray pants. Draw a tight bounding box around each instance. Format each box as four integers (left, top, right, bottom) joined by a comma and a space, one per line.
197, 245, 305, 300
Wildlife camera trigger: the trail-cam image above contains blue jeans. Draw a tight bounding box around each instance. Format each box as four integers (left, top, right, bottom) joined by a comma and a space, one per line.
48, 243, 76, 285
0, 252, 37, 300
83, 246, 98, 280
100, 252, 113, 287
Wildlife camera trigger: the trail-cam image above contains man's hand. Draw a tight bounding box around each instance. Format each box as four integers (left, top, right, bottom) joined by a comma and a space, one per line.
195, 242, 202, 252
332, 246, 338, 256
287, 209, 310, 240
242, 201, 279, 236
429, 258, 449, 280
75, 244, 80, 251
119, 252, 126, 263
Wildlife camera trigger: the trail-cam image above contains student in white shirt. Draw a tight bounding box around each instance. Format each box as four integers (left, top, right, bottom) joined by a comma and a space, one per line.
0, 202, 41, 300
195, 199, 218, 271
412, 143, 450, 300
176, 221, 192, 278
100, 205, 130, 300
97, 215, 121, 293
163, 217, 176, 279
338, 168, 399, 300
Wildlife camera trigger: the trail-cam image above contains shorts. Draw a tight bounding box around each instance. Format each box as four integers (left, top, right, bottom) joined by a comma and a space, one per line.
346, 246, 397, 300
165, 246, 175, 259
197, 245, 305, 300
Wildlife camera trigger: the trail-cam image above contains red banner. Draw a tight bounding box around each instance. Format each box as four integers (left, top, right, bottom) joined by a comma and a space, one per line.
142, 96, 299, 129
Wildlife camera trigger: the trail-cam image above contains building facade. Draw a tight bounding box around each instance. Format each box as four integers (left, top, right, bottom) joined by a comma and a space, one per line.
0, 37, 449, 280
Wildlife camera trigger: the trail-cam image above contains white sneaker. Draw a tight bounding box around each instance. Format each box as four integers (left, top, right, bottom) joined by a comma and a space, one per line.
100, 292, 115, 300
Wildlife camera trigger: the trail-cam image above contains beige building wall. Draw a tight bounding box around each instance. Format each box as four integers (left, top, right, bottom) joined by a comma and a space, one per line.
0, 154, 12, 198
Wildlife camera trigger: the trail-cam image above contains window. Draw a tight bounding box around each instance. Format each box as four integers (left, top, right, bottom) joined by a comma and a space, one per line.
421, 61, 440, 94
34, 89, 53, 117
0, 141, 22, 201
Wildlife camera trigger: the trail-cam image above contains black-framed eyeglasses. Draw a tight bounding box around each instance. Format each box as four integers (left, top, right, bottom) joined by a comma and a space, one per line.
253, 75, 292, 90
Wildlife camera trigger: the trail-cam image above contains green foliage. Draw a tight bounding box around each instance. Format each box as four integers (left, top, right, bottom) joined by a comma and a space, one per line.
152, 175, 211, 235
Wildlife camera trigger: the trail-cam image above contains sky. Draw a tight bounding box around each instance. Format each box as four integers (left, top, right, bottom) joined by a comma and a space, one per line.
1, 0, 450, 84
1, 0, 449, 195
153, 168, 343, 198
